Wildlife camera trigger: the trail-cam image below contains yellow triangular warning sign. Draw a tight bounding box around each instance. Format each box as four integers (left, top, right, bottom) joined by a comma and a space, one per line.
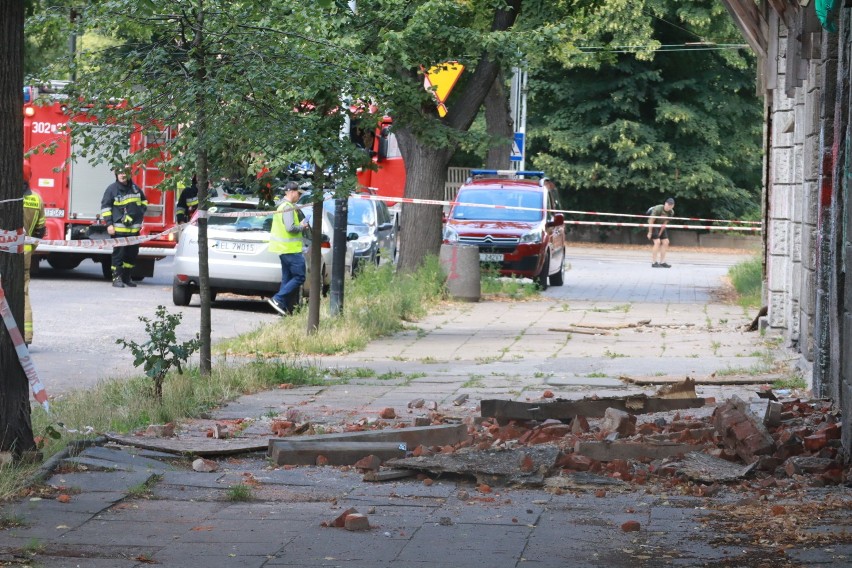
425, 62, 464, 104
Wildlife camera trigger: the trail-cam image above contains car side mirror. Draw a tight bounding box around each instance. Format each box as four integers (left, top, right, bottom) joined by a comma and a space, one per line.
547, 213, 564, 228
347, 232, 359, 241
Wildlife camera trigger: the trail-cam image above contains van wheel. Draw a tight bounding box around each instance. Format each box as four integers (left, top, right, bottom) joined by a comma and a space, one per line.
172, 278, 192, 306
537, 256, 550, 291
549, 255, 564, 286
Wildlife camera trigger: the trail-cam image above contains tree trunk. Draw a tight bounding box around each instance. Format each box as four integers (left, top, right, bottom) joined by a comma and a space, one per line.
484, 71, 513, 169
394, 0, 522, 271
0, 0, 36, 456
395, 128, 453, 272
193, 5, 212, 377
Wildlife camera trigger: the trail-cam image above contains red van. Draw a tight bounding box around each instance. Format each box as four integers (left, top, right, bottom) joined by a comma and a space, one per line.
442, 170, 566, 289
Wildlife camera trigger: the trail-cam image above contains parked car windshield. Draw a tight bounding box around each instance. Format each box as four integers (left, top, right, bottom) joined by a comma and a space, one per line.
451, 188, 544, 222
346, 198, 375, 225
207, 203, 273, 232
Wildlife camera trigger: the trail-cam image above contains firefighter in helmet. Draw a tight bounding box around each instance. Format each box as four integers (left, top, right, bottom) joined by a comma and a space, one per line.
22, 160, 46, 345
176, 174, 199, 223
101, 165, 148, 288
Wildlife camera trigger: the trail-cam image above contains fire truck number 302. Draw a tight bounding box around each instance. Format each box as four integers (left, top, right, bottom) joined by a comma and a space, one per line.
31, 122, 57, 134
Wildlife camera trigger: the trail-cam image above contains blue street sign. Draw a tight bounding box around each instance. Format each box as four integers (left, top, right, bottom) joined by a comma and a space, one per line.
510, 132, 524, 162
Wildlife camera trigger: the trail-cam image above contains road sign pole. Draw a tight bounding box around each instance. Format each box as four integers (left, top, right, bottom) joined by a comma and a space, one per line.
509, 65, 527, 170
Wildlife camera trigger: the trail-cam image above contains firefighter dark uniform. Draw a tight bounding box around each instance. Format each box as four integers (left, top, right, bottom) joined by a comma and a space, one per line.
23, 161, 46, 344
101, 170, 147, 287
176, 176, 199, 223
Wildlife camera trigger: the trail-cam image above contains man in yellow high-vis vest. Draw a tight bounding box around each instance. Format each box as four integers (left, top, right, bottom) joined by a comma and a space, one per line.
22, 160, 46, 345
267, 181, 309, 315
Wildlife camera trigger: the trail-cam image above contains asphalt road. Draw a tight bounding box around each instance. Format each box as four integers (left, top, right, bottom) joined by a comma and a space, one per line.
28, 256, 280, 395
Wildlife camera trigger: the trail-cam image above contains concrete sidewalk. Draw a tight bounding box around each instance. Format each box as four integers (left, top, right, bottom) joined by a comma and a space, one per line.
2, 247, 849, 567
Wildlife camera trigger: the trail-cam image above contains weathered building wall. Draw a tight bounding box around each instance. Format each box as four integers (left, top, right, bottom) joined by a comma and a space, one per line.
761, 4, 849, 455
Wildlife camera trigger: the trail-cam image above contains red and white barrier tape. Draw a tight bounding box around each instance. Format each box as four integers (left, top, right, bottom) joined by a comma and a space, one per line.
0, 283, 49, 411
352, 193, 762, 232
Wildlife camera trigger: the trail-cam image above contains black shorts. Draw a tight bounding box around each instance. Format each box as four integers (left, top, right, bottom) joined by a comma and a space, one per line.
651, 227, 669, 240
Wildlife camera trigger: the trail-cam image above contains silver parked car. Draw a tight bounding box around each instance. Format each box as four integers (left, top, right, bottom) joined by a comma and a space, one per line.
299, 192, 398, 272
172, 196, 352, 307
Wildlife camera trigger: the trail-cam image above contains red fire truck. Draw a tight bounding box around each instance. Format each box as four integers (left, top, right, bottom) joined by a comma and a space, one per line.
23, 84, 178, 280
354, 116, 406, 205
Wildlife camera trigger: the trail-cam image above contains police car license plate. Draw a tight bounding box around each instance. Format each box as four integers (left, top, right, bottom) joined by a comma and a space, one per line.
479, 253, 504, 262
213, 240, 256, 254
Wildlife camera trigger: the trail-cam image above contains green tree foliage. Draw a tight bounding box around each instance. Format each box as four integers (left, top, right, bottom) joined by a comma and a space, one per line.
527, 0, 762, 222
346, 0, 525, 271
27, 0, 388, 367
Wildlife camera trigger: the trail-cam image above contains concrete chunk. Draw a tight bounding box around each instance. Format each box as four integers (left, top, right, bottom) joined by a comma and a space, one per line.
268, 424, 467, 461
575, 440, 704, 461
271, 441, 406, 466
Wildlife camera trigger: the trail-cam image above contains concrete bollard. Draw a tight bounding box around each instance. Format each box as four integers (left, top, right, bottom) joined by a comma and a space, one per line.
439, 244, 481, 302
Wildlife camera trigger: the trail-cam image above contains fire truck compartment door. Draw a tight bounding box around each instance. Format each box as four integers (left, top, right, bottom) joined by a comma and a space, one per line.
70, 136, 126, 220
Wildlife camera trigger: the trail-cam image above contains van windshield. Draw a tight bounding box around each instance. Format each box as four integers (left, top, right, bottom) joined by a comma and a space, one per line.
451, 189, 544, 222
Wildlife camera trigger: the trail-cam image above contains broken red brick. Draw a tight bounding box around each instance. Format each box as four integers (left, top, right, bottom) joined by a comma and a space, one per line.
519, 453, 535, 473
594, 489, 606, 498
379, 408, 396, 419
423, 478, 434, 486
56, 494, 71, 503
344, 513, 371, 531
542, 390, 555, 399
316, 455, 330, 466
600, 408, 636, 437
478, 484, 492, 494
820, 467, 845, 484
637, 422, 662, 435
571, 416, 590, 434
784, 456, 838, 476
353, 455, 382, 471
803, 432, 829, 452
332, 508, 359, 528
556, 453, 595, 472
771, 505, 786, 516
713, 397, 776, 462
621, 521, 641, 532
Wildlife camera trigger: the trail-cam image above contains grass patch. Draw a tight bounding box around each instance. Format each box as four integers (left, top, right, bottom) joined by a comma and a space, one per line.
225, 484, 253, 502
728, 255, 763, 308
0, 514, 28, 529
127, 474, 162, 498
772, 376, 808, 390
462, 376, 485, 388
480, 266, 539, 299
217, 258, 445, 356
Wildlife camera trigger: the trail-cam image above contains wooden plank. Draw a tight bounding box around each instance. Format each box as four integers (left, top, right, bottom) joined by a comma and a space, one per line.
719, 0, 768, 57
105, 433, 268, 456
620, 374, 778, 385
480, 397, 706, 421
574, 441, 705, 462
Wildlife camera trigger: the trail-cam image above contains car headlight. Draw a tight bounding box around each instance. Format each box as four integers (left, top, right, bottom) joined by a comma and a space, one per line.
443, 225, 459, 243
350, 236, 372, 252
519, 229, 543, 244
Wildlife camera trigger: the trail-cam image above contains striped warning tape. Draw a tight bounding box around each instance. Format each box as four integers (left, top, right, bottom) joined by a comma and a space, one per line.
352, 193, 762, 232
0, 283, 49, 411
